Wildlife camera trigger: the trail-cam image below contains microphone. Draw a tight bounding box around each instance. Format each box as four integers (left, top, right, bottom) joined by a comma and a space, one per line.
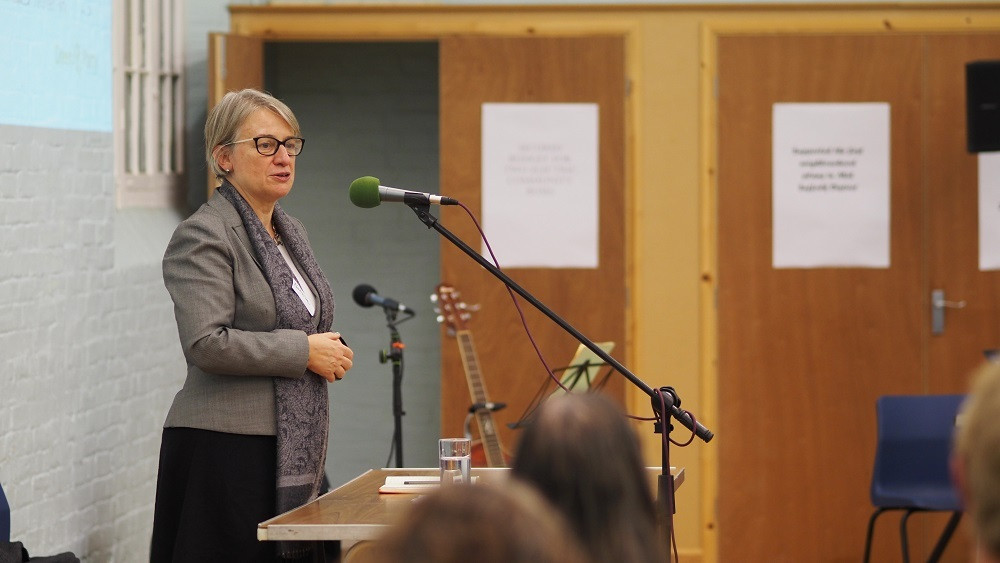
349, 176, 459, 208
468, 402, 507, 413
352, 283, 415, 315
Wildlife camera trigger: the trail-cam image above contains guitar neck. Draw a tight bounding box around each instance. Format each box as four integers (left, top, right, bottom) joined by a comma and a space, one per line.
456, 330, 506, 468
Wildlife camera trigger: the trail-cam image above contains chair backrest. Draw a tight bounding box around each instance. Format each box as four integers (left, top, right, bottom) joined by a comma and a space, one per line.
870, 394, 966, 507
0, 481, 9, 542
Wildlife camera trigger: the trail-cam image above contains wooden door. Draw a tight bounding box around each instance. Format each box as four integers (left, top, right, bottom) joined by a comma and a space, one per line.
438, 36, 627, 457
207, 33, 263, 108
716, 33, 992, 561
206, 33, 263, 194
927, 35, 1000, 390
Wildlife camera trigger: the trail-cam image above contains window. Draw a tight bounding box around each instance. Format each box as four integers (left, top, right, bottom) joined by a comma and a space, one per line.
113, 0, 184, 208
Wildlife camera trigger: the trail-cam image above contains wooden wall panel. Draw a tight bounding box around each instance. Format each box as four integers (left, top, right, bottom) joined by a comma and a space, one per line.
439, 35, 627, 458
717, 34, 927, 561
926, 35, 1000, 392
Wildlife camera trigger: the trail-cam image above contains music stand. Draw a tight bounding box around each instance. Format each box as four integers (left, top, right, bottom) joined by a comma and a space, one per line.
555, 341, 615, 393
509, 342, 615, 430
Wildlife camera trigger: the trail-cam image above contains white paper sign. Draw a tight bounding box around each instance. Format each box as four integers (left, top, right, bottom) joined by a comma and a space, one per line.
772, 103, 891, 268
979, 152, 1000, 271
481, 103, 599, 268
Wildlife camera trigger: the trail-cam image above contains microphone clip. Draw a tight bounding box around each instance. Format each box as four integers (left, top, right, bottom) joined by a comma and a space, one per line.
468, 402, 507, 414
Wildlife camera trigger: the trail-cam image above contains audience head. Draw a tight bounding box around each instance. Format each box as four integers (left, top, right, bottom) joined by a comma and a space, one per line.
954, 361, 1000, 560
511, 391, 662, 563
365, 481, 588, 563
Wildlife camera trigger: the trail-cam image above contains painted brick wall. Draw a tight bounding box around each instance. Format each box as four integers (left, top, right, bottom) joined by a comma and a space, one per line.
0, 125, 184, 561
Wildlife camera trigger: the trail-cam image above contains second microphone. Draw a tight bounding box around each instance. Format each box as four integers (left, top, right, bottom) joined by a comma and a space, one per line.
352, 283, 415, 315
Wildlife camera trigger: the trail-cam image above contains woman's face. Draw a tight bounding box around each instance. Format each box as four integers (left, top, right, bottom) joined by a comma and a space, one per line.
218, 108, 297, 208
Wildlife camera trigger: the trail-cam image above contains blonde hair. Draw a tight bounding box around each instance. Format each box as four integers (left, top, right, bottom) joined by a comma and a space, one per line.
204, 88, 301, 179
955, 361, 1000, 556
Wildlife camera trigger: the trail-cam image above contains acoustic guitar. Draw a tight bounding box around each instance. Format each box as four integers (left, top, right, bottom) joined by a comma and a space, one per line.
433, 283, 508, 467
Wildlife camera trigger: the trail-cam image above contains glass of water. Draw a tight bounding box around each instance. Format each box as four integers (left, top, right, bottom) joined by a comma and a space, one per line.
439, 438, 472, 486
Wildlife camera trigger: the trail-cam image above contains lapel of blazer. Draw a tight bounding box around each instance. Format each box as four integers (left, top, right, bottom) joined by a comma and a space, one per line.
207, 190, 264, 272
208, 191, 324, 328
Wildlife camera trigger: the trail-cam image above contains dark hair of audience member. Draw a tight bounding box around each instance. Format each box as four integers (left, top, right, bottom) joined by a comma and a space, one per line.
511, 391, 662, 563
363, 480, 589, 563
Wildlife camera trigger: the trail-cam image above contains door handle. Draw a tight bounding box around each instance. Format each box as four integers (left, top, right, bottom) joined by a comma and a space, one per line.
931, 289, 966, 335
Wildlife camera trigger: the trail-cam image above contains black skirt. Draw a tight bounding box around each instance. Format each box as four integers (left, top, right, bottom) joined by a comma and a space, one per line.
150, 427, 278, 563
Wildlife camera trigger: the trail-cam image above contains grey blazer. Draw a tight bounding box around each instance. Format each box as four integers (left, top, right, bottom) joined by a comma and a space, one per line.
161, 191, 322, 435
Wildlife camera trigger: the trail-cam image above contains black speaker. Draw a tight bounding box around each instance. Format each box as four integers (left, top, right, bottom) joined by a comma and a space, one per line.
967, 60, 1000, 153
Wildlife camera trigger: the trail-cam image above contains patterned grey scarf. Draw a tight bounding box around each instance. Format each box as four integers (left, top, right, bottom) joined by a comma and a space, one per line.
218, 181, 333, 558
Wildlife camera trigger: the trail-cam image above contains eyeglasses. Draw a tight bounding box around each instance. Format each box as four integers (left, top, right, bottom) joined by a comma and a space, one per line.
226, 136, 305, 156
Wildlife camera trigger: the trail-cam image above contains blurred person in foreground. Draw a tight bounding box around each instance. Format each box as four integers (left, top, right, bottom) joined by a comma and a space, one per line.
511, 392, 663, 563
954, 360, 1000, 563
363, 481, 589, 563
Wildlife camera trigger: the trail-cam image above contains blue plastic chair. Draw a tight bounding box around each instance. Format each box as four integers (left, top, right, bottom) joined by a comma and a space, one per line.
1, 481, 9, 542
862, 394, 965, 563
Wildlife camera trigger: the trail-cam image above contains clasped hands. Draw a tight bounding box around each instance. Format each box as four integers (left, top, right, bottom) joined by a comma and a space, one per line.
307, 332, 354, 382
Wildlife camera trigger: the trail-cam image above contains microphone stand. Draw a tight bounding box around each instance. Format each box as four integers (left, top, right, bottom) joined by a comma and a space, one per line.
405, 201, 713, 561
379, 307, 408, 468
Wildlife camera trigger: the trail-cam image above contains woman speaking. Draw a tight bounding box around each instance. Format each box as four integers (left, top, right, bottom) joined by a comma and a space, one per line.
151, 88, 354, 562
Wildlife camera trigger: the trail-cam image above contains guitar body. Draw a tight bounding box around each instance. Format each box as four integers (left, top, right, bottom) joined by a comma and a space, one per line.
435, 284, 509, 468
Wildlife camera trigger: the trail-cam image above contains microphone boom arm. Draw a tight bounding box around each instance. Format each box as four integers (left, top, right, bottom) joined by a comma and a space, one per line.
406, 203, 712, 443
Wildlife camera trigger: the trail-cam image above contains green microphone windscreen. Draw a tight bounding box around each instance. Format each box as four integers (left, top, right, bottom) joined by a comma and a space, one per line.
349, 176, 382, 208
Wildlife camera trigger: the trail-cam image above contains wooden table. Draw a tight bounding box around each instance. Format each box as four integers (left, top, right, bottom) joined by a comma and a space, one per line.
258, 466, 685, 543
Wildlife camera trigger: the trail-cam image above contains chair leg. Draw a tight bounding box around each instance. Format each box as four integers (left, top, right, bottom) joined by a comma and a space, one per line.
926, 511, 962, 563
864, 507, 890, 563
900, 509, 917, 563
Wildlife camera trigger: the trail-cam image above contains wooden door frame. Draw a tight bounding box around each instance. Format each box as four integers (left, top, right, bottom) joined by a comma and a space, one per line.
206, 32, 263, 196
701, 14, 1000, 562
